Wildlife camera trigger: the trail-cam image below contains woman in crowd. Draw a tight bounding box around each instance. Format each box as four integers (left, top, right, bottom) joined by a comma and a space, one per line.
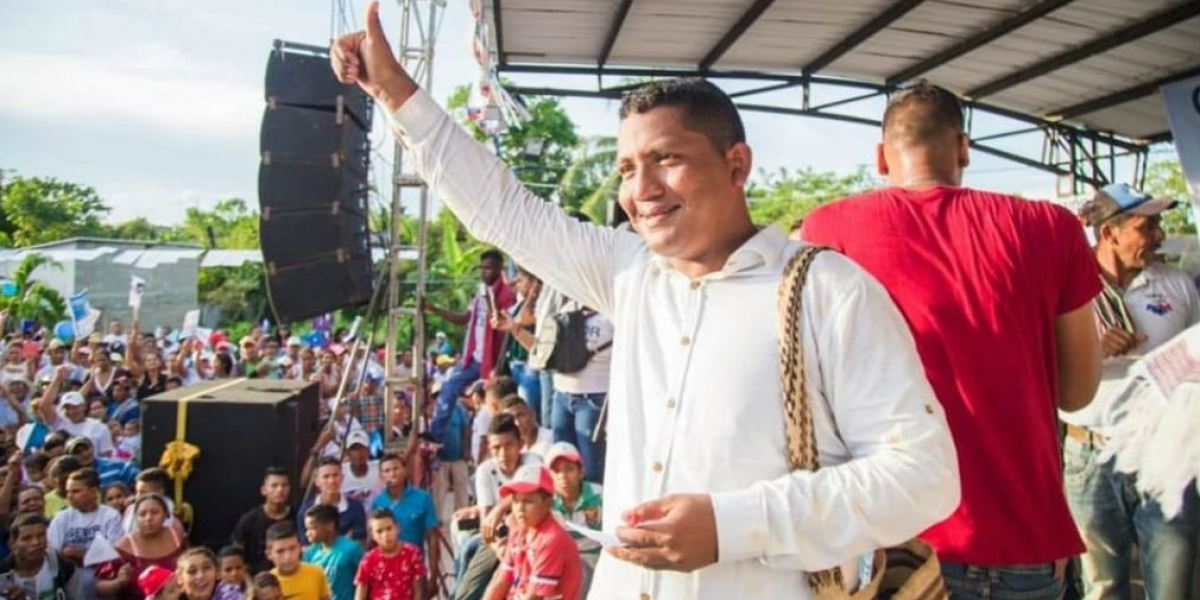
177, 548, 230, 600
97, 494, 188, 600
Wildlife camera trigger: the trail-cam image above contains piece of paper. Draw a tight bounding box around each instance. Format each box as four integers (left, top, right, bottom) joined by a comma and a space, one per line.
83, 535, 121, 567
128, 276, 146, 310
181, 310, 201, 339
1132, 323, 1200, 400
562, 520, 625, 548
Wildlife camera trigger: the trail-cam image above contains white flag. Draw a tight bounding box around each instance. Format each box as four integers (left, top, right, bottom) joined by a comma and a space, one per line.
128, 276, 146, 310
75, 307, 103, 337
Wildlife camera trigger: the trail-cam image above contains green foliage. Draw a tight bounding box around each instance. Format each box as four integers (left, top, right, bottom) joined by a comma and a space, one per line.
1144, 159, 1194, 236
447, 84, 579, 200
559, 136, 619, 222
0, 172, 110, 246
746, 166, 879, 228
0, 253, 68, 326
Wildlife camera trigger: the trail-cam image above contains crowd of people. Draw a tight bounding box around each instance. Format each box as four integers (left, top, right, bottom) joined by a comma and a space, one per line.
0, 6, 1195, 600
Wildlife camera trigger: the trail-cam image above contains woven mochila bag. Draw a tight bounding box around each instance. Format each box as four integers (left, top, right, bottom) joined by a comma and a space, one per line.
777, 246, 948, 600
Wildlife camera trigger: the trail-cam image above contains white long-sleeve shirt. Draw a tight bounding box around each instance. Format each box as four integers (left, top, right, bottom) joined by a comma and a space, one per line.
391, 89, 959, 600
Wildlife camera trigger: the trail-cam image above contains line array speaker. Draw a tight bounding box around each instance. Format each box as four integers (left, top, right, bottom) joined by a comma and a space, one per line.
259, 40, 375, 324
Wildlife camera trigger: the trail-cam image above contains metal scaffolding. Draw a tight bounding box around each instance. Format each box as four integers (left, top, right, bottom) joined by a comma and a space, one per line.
384, 0, 443, 443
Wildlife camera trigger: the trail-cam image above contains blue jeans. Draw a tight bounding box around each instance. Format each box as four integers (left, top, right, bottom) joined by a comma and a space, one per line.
510, 361, 543, 426
942, 562, 1065, 600
538, 370, 554, 426
455, 531, 482, 581
551, 391, 606, 484
430, 361, 480, 443
1064, 437, 1200, 600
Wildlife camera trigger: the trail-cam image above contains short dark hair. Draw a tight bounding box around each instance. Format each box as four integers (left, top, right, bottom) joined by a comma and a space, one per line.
881, 80, 964, 144
48, 455, 83, 478
24, 453, 50, 472
316, 456, 342, 471
369, 508, 396, 524
480, 249, 504, 264
304, 503, 339, 526
68, 468, 100, 489
620, 78, 746, 151
485, 376, 518, 399
217, 545, 245, 560
379, 452, 406, 467
499, 394, 527, 411
136, 468, 172, 490
253, 572, 281, 591
263, 466, 289, 482
487, 413, 522, 441
9, 512, 48, 540
265, 521, 299, 544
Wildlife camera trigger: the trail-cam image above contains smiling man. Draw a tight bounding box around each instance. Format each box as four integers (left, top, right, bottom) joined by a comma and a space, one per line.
331, 4, 959, 599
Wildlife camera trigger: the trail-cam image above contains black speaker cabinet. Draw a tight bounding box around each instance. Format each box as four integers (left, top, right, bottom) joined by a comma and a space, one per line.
142, 379, 320, 549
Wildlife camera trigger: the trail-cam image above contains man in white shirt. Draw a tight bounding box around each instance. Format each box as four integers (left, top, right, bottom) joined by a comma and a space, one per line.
333, 9, 958, 600
47, 468, 124, 564
340, 430, 382, 506
500, 395, 553, 460
1065, 184, 1200, 600
37, 368, 114, 456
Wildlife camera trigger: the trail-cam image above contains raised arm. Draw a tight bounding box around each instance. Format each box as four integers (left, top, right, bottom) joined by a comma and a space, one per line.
332, 2, 633, 316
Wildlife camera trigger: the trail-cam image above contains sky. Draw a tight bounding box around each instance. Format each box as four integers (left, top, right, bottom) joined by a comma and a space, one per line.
0, 0, 1089, 227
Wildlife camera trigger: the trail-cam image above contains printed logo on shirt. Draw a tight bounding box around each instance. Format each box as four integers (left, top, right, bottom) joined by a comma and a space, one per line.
1146, 294, 1174, 316
64, 525, 102, 547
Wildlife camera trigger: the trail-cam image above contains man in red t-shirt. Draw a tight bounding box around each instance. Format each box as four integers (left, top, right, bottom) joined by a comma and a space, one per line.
484, 465, 583, 600
800, 81, 1102, 600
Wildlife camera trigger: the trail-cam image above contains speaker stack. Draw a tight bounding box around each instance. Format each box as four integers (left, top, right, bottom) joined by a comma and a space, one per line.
259, 40, 375, 324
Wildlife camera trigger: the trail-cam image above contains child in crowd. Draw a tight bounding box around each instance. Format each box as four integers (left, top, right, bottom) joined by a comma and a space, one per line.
103, 481, 131, 512
301, 504, 363, 600
354, 510, 425, 600
266, 522, 331, 600
177, 548, 222, 600
474, 377, 517, 464
139, 565, 181, 600
43, 455, 83, 517
217, 546, 252, 600
123, 468, 178, 533
48, 468, 124, 564
485, 465, 583, 600
120, 420, 142, 458
22, 453, 49, 489
547, 442, 602, 595
252, 572, 283, 600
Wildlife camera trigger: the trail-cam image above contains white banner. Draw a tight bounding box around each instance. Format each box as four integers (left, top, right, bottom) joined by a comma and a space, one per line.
1162, 76, 1200, 227
128, 276, 146, 311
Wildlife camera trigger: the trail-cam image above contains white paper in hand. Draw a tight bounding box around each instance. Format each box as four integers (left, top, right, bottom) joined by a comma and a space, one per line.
562, 519, 625, 548
83, 535, 121, 567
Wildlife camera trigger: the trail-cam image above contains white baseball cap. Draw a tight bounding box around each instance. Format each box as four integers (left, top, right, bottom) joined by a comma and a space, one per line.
60, 391, 86, 407
346, 429, 370, 449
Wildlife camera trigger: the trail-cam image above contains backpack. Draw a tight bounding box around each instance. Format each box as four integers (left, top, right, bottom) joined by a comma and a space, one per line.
529, 306, 611, 374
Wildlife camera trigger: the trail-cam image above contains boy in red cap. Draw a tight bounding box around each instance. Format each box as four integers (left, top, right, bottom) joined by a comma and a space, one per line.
483, 465, 582, 600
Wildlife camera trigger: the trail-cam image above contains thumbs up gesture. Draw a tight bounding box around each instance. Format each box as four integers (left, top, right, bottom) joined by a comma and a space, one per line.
331, 1, 416, 113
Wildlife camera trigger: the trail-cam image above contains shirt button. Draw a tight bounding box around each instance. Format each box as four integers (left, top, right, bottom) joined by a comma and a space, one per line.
652, 461, 664, 473
680, 336, 690, 346
689, 281, 701, 290
640, 595, 652, 600
666, 398, 676, 409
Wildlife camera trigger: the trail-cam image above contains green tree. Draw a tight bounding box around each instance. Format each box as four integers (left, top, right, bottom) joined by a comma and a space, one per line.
746, 166, 879, 228
0, 253, 68, 327
1144, 159, 1194, 235
559, 136, 619, 222
447, 84, 579, 200
166, 199, 266, 324
0, 172, 110, 246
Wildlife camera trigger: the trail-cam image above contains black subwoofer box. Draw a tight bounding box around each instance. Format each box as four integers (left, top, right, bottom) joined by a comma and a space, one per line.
142, 379, 320, 549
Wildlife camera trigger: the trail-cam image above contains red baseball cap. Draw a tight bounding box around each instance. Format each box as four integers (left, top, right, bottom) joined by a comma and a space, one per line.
499, 465, 554, 498
138, 565, 175, 597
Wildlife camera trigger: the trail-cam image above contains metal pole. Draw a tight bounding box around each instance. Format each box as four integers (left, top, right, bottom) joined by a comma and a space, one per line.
384, 0, 441, 446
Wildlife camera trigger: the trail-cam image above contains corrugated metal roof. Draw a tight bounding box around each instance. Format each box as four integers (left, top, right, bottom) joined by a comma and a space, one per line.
493, 0, 1200, 141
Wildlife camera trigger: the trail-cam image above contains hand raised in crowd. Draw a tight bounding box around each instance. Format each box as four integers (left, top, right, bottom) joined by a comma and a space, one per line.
1100, 327, 1146, 358
611, 493, 718, 573
330, 1, 414, 112
55, 363, 72, 382
490, 311, 517, 333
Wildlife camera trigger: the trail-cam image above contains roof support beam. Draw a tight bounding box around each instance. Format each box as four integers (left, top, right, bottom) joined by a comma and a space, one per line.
1051, 66, 1200, 119
699, 0, 778, 72
493, 0, 506, 65
803, 0, 928, 75
885, 0, 1079, 86
598, 0, 635, 68
968, 2, 1200, 99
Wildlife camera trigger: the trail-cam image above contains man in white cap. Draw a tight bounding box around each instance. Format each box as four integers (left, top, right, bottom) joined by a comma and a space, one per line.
485, 464, 584, 600
0, 376, 31, 428
1065, 183, 1200, 600
36, 366, 114, 456
340, 430, 382, 506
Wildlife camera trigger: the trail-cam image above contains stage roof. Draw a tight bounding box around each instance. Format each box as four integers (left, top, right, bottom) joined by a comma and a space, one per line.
492, 0, 1200, 143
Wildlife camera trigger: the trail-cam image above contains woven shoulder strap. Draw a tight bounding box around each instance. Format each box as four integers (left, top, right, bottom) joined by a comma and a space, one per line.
777, 245, 847, 596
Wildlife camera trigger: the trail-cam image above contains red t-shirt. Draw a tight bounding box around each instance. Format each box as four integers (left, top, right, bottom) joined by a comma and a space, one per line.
500, 516, 583, 600
802, 186, 1100, 565
354, 543, 426, 600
